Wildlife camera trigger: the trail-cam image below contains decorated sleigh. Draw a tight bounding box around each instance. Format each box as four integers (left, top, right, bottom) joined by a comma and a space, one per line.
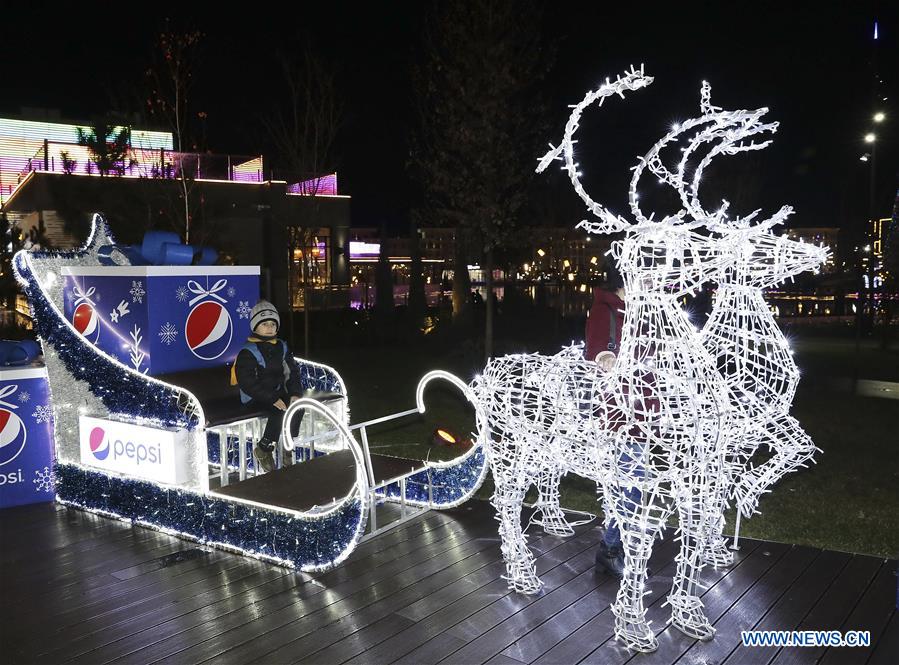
13, 215, 487, 571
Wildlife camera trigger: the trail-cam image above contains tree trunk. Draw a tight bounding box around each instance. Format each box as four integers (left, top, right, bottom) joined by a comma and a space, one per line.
484, 247, 494, 361
452, 237, 471, 322
302, 230, 311, 357
408, 219, 426, 328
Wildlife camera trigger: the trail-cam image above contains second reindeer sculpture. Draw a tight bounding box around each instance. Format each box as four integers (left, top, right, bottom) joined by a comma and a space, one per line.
465, 68, 822, 652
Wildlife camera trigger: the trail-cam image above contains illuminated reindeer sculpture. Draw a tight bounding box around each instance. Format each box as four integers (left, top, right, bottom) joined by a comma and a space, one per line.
468, 68, 785, 652
642, 91, 828, 563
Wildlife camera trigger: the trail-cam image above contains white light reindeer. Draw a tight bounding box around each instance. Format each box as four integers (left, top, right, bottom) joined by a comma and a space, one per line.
646, 94, 829, 562
469, 68, 782, 652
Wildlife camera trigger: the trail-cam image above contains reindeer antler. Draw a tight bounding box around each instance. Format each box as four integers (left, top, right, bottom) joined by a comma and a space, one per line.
536, 66, 653, 236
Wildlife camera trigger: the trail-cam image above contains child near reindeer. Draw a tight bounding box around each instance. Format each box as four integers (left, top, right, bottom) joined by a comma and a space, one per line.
231, 300, 303, 473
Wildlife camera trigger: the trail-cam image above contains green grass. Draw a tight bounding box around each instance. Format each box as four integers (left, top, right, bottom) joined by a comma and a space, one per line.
315, 333, 899, 558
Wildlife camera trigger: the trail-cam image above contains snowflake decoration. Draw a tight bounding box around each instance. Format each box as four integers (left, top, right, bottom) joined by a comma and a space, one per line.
17, 390, 30, 403
237, 301, 252, 319
130, 280, 146, 304
175, 285, 189, 303
227, 287, 237, 298
32, 404, 53, 424
33, 466, 54, 493
158, 322, 178, 346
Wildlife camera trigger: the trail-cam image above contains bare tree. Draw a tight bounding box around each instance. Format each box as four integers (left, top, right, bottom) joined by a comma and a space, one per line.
262, 42, 343, 356
411, 0, 553, 360
144, 21, 204, 244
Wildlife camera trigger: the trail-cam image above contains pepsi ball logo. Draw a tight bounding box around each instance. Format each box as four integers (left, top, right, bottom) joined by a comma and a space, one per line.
0, 409, 27, 467
185, 301, 233, 360
73, 302, 100, 343
89, 427, 109, 461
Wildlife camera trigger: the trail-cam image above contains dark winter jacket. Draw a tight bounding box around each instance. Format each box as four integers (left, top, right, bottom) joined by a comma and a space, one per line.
585, 288, 625, 363
232, 336, 302, 405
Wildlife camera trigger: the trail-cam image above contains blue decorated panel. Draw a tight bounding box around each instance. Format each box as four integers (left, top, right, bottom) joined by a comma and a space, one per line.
62, 273, 151, 373
61, 267, 259, 375
146, 272, 259, 374
0, 367, 56, 508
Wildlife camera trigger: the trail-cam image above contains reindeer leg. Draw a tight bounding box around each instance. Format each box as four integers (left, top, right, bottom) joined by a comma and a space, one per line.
535, 458, 574, 537
608, 482, 667, 653
491, 448, 542, 594
668, 480, 716, 641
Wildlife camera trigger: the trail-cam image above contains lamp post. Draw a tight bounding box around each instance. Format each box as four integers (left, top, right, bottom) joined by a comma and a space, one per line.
854, 115, 885, 389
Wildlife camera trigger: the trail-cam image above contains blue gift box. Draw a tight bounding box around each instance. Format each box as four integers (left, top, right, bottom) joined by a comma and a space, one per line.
61, 266, 260, 375
0, 364, 55, 508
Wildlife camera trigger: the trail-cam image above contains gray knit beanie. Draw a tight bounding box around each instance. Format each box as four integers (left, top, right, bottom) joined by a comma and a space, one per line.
250, 300, 280, 333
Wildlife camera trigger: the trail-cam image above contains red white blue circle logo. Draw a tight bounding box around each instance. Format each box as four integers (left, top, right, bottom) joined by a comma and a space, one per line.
0, 409, 27, 467
89, 427, 109, 461
73, 302, 100, 343
185, 301, 233, 360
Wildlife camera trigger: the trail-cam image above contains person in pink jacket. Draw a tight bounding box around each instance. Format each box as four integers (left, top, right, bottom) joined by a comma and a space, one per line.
585, 262, 636, 578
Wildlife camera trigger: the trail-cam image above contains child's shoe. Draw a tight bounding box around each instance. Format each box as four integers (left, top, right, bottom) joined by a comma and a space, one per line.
253, 439, 276, 473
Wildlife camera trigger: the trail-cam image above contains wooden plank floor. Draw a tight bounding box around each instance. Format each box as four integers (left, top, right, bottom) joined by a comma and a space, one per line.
1, 500, 895, 664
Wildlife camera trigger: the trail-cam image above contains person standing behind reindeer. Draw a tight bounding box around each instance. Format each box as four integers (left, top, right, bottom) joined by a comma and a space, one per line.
232, 300, 304, 473
585, 260, 638, 578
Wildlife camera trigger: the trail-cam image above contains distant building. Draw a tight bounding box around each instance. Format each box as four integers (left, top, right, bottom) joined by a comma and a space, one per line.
0, 115, 349, 313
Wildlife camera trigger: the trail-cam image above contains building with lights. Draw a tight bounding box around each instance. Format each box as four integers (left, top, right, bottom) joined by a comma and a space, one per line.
0, 114, 350, 313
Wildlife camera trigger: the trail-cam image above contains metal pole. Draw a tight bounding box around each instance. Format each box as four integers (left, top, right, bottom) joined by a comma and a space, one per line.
731, 511, 742, 551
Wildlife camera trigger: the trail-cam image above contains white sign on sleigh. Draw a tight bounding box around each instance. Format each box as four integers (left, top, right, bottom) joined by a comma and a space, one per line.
79, 416, 190, 485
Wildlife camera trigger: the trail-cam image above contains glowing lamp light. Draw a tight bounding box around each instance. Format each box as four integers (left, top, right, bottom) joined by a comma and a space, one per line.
432, 428, 457, 446
537, 248, 546, 257
864, 133, 876, 143
579, 284, 587, 293
567, 273, 575, 282
873, 112, 885, 123
590, 256, 598, 265
563, 259, 571, 268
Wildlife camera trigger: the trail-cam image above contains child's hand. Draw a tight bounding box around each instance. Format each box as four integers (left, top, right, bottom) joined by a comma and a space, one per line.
273, 398, 287, 411
594, 351, 616, 372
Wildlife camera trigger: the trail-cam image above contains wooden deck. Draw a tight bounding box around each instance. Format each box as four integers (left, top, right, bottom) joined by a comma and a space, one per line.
1, 499, 895, 664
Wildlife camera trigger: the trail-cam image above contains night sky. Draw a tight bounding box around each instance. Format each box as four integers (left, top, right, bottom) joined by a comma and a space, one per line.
2, 1, 896, 235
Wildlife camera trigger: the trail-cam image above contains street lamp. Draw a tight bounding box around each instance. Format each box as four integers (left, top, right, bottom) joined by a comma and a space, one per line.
873, 112, 885, 122
864, 132, 876, 143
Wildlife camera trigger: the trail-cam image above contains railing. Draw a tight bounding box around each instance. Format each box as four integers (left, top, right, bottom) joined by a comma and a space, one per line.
12, 140, 265, 185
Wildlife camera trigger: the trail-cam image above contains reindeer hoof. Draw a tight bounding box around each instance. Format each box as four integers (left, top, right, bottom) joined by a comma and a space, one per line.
669, 593, 715, 641
506, 574, 542, 595
702, 540, 735, 568
614, 617, 658, 653
540, 509, 575, 537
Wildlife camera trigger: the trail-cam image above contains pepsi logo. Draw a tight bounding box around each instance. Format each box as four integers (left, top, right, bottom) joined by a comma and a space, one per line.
89, 426, 109, 461
0, 409, 27, 467
185, 301, 233, 360
73, 302, 100, 343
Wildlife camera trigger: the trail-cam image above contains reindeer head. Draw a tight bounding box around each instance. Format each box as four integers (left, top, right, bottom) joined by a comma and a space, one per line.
718, 225, 830, 288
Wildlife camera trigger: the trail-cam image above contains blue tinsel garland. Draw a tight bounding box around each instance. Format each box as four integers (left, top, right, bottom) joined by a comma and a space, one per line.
56, 463, 364, 569
299, 364, 342, 393
14, 251, 194, 429
377, 447, 487, 507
